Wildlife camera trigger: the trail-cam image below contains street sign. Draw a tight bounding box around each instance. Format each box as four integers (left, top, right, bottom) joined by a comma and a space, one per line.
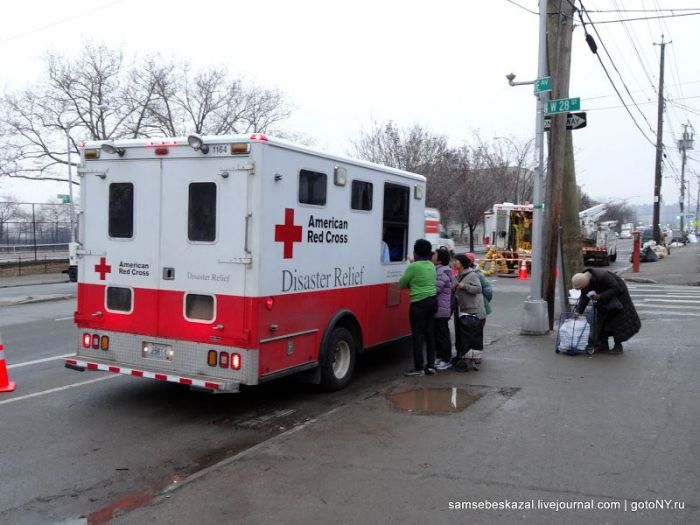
544, 112, 587, 131
57, 194, 71, 204
545, 97, 580, 115
534, 76, 552, 94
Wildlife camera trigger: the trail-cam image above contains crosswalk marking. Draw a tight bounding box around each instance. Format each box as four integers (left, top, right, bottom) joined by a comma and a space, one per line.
627, 285, 700, 318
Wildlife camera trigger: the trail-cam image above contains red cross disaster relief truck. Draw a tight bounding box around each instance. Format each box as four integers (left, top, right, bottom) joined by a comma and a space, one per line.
65, 134, 426, 392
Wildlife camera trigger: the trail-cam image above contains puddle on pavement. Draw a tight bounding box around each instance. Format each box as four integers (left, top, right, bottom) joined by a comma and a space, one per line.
387, 387, 482, 415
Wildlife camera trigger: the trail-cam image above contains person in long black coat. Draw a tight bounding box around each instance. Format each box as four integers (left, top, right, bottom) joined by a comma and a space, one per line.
572, 268, 641, 354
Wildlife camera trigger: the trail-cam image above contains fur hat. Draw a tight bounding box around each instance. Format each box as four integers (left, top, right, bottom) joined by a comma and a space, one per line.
571, 272, 591, 290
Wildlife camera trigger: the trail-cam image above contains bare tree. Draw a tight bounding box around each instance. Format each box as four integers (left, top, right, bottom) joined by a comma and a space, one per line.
350, 120, 450, 174
0, 194, 22, 245
0, 41, 293, 187
448, 147, 504, 252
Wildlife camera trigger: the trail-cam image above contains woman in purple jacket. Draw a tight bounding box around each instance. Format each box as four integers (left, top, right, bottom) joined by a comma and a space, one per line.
432, 247, 454, 370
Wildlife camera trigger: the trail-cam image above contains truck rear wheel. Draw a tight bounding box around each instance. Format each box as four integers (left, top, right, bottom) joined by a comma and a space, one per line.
320, 326, 357, 391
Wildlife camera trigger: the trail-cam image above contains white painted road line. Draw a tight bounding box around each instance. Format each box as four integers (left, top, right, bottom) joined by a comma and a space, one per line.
8, 353, 75, 369
0, 375, 119, 406
55, 316, 74, 321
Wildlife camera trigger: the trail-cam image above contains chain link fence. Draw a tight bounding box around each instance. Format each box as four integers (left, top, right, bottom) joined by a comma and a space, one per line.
0, 201, 71, 276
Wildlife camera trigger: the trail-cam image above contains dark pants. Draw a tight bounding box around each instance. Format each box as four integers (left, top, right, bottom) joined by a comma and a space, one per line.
594, 308, 623, 348
434, 317, 452, 362
409, 296, 438, 370
453, 311, 483, 357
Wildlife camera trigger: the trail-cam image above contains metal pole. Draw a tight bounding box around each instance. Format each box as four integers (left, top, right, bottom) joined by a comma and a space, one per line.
520, 0, 549, 335
66, 127, 76, 244
32, 203, 37, 261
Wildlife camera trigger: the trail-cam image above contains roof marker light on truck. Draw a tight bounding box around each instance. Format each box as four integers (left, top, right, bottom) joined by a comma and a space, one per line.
84, 149, 100, 159
231, 143, 250, 154
249, 133, 268, 141
187, 134, 209, 154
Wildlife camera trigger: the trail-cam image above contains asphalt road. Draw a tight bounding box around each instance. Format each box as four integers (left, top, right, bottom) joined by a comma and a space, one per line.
0, 277, 530, 524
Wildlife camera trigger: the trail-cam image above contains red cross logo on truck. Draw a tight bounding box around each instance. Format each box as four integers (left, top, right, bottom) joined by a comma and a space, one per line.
274, 208, 302, 259
94, 257, 112, 280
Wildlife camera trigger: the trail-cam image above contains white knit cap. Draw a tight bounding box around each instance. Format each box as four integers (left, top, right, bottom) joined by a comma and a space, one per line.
571, 272, 591, 290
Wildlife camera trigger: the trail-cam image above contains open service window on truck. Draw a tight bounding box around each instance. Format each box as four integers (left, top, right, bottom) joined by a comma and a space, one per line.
66, 134, 426, 392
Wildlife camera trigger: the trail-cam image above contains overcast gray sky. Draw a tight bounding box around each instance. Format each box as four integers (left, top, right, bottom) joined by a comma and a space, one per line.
1, 0, 698, 209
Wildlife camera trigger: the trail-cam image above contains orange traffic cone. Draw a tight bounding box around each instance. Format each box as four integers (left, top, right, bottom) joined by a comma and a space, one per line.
518, 260, 529, 280
0, 332, 16, 393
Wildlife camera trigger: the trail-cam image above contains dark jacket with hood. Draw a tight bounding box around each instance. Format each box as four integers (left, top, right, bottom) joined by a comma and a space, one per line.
575, 268, 641, 342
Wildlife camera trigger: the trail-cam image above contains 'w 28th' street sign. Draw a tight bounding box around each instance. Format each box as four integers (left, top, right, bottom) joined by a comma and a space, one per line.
545, 97, 580, 115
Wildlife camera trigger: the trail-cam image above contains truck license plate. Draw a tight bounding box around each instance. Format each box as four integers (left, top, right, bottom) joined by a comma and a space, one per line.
142, 342, 173, 361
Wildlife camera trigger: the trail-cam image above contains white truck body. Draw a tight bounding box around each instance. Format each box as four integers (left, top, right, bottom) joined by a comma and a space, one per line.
65, 134, 426, 392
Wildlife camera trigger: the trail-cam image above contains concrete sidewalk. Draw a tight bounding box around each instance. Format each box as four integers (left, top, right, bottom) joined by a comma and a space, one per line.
115, 279, 700, 524
619, 241, 700, 286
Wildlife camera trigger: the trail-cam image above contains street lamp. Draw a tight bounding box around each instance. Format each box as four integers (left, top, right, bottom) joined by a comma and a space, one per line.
63, 104, 108, 243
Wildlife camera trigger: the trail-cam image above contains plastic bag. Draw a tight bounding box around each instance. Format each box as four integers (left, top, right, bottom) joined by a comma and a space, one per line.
558, 317, 590, 352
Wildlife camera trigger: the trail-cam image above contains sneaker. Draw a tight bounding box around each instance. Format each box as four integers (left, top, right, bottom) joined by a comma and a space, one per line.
435, 360, 452, 370
608, 344, 623, 355
434, 359, 445, 368
404, 368, 425, 377
424, 367, 436, 375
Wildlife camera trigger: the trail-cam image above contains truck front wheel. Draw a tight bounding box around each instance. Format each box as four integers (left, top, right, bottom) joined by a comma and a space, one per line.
320, 326, 357, 391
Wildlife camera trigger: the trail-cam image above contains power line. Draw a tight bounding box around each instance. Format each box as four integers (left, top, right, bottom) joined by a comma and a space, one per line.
503, 0, 538, 15
590, 11, 700, 24
577, 1, 657, 145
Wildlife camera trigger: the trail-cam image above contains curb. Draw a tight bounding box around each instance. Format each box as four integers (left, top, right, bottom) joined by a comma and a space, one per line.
0, 293, 75, 307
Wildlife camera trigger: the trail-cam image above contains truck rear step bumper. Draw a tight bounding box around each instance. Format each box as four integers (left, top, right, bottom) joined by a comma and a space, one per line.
64, 357, 240, 392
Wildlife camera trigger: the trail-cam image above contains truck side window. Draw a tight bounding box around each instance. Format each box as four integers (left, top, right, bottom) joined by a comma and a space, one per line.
351, 180, 373, 211
382, 183, 410, 262
185, 293, 215, 322
299, 169, 327, 205
188, 182, 217, 242
106, 286, 133, 313
109, 183, 134, 238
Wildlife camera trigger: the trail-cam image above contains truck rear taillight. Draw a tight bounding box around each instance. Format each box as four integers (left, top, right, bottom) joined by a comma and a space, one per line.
206, 350, 242, 370
83, 332, 109, 351
265, 297, 275, 311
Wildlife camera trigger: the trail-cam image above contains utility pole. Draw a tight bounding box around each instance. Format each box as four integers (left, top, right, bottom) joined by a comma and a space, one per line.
652, 37, 669, 245
678, 123, 694, 235
542, 0, 575, 328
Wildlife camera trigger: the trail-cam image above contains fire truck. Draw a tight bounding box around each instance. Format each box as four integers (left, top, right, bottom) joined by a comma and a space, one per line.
482, 202, 533, 270
65, 134, 426, 392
